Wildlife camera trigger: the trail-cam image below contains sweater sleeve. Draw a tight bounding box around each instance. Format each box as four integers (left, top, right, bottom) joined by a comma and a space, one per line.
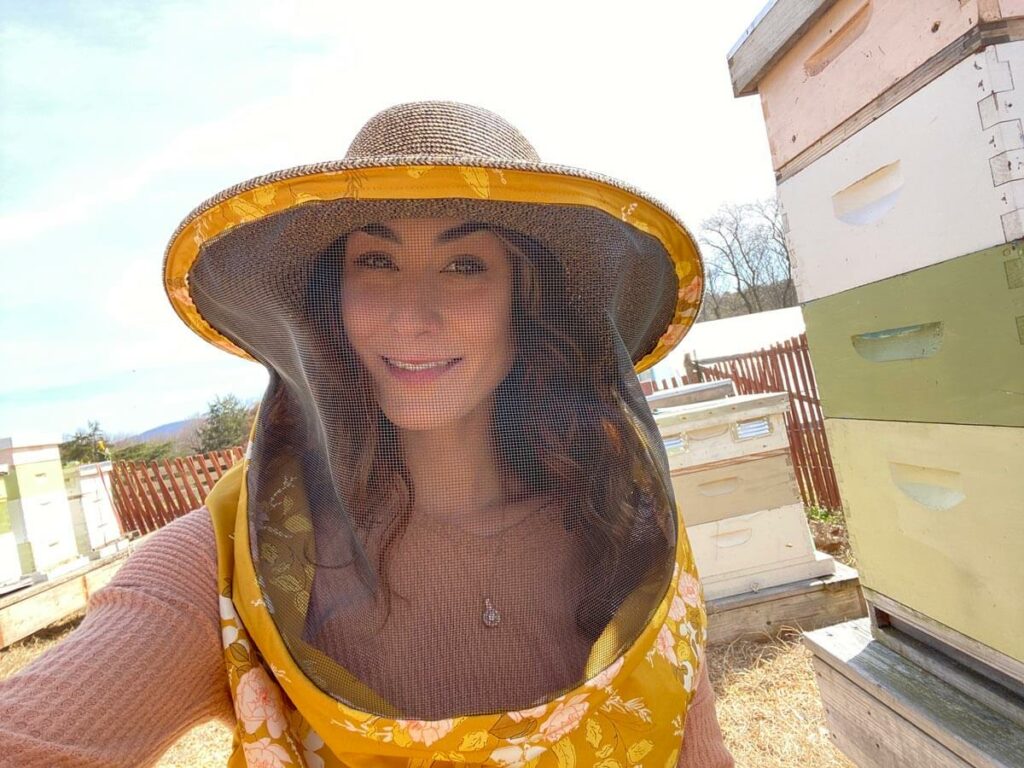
0, 508, 233, 768
678, 661, 735, 768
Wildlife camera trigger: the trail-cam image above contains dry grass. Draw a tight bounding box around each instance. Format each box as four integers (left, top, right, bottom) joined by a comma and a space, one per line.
0, 610, 85, 682
2, 614, 853, 767
708, 634, 853, 768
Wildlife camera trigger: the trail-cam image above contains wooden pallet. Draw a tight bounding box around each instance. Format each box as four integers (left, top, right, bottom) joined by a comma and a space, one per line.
706, 560, 864, 645
804, 618, 1024, 767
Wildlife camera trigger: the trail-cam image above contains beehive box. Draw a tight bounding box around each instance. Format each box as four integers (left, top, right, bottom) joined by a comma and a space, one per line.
67, 462, 123, 556
655, 392, 791, 469
688, 502, 835, 600
779, 40, 1024, 302
730, 0, 1024, 173
804, 239, 1024, 427
674, 451, 802, 526
0, 441, 80, 576
826, 418, 1024, 663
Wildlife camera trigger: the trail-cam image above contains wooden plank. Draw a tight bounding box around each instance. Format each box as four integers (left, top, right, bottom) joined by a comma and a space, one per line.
113, 460, 148, 537
162, 459, 192, 516
826, 419, 1024, 662
706, 560, 864, 645
182, 455, 209, 506
865, 588, 1024, 689
791, 339, 838, 507
728, 0, 838, 97
812, 656, 974, 767
136, 461, 171, 529
870, 605, 1024, 728
805, 618, 1024, 767
173, 457, 203, 511
780, 41, 1024, 302
0, 553, 130, 648
125, 460, 160, 534
195, 453, 216, 492
149, 460, 181, 521
804, 241, 1024, 427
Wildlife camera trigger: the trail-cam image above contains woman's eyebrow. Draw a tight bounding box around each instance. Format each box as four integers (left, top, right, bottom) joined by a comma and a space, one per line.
357, 222, 490, 245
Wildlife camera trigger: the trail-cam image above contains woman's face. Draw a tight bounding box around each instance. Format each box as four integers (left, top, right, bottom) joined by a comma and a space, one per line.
341, 218, 515, 431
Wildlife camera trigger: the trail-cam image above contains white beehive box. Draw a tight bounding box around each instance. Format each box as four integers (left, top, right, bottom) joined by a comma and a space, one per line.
779, 40, 1024, 302
688, 502, 835, 600
67, 462, 125, 557
654, 392, 791, 470
0, 439, 85, 578
674, 451, 803, 526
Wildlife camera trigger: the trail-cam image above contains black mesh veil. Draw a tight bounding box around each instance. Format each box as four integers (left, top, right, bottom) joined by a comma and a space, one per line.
188, 197, 682, 720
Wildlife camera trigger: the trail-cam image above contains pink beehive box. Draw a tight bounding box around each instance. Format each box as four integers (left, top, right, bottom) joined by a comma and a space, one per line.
730, 0, 1024, 175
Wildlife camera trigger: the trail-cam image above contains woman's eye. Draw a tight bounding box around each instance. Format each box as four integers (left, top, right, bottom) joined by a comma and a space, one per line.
353, 252, 396, 270
443, 257, 487, 275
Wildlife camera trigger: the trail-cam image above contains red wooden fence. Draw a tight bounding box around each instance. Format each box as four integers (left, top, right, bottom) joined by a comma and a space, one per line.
648, 333, 843, 511
109, 448, 245, 536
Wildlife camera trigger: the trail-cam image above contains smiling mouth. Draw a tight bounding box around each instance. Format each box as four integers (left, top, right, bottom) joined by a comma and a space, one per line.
382, 356, 463, 372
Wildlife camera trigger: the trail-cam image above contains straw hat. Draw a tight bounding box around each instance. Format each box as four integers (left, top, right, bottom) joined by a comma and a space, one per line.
163, 100, 704, 372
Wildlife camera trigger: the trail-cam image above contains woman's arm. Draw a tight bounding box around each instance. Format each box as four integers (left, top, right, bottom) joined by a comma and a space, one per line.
679, 662, 735, 767
0, 509, 233, 768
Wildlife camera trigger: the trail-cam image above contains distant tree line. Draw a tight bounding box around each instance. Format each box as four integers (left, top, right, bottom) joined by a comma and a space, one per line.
60, 394, 257, 465
696, 196, 797, 321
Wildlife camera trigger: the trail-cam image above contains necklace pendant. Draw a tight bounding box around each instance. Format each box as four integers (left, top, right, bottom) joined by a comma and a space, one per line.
482, 597, 501, 628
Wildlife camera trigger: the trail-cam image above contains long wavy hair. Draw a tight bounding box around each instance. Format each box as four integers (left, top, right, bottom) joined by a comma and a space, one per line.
255, 221, 675, 643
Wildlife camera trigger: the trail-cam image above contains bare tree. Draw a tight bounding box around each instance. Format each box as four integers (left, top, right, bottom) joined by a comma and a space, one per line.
697, 197, 796, 319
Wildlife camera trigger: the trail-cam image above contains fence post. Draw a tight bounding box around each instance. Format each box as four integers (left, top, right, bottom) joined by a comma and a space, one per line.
684, 352, 701, 383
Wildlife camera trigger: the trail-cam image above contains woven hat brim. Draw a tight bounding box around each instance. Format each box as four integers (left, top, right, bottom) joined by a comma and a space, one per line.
164, 157, 704, 373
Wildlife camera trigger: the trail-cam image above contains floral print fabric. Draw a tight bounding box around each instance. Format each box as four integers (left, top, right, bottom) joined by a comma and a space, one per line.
210, 465, 707, 767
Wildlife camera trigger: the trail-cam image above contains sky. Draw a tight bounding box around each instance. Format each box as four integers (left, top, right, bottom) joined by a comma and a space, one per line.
0, 0, 777, 445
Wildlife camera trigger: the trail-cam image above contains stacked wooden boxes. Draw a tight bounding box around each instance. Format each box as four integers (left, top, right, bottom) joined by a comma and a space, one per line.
730, 0, 1024, 763
653, 392, 835, 599
65, 462, 127, 559
0, 438, 86, 587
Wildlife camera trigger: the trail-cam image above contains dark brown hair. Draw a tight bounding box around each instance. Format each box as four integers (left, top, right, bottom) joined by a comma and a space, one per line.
255, 221, 675, 642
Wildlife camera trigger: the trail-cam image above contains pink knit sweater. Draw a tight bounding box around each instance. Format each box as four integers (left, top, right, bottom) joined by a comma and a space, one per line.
0, 510, 734, 767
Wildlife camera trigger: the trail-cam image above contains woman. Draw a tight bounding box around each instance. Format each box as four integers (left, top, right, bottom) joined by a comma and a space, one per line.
0, 101, 734, 767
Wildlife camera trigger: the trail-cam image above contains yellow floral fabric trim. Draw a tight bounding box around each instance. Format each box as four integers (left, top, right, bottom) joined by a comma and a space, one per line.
165, 165, 703, 374
209, 459, 707, 767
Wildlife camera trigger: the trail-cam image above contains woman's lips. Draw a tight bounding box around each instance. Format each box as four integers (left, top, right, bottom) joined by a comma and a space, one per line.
382, 356, 462, 384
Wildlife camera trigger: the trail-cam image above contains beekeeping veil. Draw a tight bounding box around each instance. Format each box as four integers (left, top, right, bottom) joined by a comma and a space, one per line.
164, 101, 705, 721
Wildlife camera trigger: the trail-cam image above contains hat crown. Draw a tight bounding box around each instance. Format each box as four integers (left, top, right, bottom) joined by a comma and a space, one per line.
344, 101, 541, 163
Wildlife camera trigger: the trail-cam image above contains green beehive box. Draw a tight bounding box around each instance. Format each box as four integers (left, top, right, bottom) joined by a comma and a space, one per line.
826, 417, 1024, 664
804, 240, 1024, 427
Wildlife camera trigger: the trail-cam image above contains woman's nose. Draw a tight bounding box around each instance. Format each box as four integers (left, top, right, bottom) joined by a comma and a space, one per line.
386, 276, 443, 335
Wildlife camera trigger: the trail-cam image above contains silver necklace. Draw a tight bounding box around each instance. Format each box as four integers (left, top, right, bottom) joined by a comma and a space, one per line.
416, 499, 519, 628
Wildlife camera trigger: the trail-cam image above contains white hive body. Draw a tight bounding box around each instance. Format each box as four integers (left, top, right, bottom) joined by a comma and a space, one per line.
654, 393, 834, 598
65, 462, 126, 558
0, 440, 87, 586
780, 41, 1024, 302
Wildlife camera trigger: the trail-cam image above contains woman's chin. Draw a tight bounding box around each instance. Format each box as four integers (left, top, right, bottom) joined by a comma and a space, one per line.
380, 403, 470, 432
